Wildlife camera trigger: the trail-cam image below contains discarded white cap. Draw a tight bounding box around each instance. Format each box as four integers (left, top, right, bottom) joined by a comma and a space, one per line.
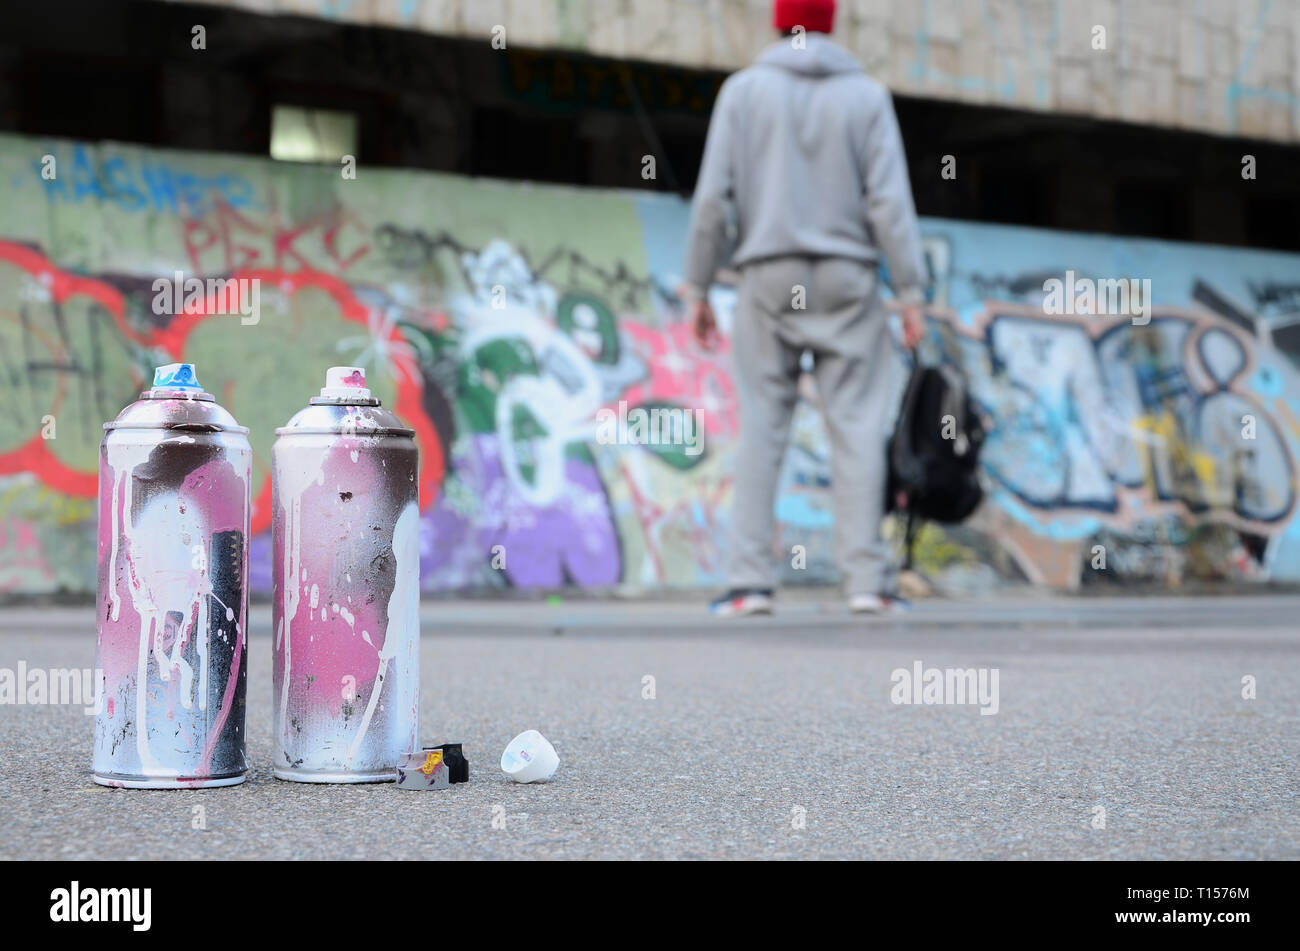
500, 730, 559, 784
320, 366, 371, 400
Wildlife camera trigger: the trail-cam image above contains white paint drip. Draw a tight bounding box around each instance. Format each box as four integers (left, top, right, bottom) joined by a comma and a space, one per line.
106, 466, 126, 623
133, 500, 209, 712
196, 622, 209, 713
276, 448, 326, 746
278, 492, 302, 746
104, 437, 156, 623
135, 613, 165, 773
346, 502, 419, 763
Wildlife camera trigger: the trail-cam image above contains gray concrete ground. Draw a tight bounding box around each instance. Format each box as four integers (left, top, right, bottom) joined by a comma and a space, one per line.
0, 595, 1297, 860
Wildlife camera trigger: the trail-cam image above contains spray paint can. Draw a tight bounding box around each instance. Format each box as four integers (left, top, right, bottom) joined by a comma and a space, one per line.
92, 363, 251, 788
272, 366, 420, 782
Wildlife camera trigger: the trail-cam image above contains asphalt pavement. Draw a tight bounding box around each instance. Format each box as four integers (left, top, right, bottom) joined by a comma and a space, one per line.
0, 594, 1296, 860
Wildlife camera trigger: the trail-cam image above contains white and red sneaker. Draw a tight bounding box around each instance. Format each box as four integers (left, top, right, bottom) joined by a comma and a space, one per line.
709, 588, 774, 617
847, 593, 910, 616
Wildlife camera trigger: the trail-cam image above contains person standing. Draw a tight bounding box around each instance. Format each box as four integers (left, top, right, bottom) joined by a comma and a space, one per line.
684, 0, 928, 616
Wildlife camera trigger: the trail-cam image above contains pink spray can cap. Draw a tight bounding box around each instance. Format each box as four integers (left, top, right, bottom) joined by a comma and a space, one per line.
319, 366, 371, 400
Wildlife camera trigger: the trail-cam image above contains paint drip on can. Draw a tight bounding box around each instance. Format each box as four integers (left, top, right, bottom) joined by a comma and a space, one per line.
92, 363, 251, 789
272, 367, 420, 782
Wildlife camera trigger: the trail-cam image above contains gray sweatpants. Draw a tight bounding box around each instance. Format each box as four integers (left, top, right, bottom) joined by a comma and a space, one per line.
726, 256, 895, 597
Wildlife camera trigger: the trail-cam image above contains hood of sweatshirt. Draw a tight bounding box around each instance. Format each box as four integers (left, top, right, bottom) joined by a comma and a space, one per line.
755, 35, 863, 77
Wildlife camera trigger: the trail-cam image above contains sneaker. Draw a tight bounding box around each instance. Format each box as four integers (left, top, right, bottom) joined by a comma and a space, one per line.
710, 588, 774, 617
847, 593, 910, 615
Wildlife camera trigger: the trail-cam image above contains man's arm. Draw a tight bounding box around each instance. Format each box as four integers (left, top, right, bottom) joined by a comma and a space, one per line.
683, 78, 738, 303
861, 86, 928, 309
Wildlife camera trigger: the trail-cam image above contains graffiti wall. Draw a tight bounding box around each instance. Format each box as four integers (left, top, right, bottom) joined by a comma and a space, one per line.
914, 226, 1300, 587
2, 132, 1299, 595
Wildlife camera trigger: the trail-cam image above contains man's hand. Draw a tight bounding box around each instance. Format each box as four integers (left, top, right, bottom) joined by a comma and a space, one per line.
691, 299, 719, 350
901, 305, 926, 351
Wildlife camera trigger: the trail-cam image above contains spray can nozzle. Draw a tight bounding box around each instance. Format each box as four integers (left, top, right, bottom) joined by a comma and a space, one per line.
319, 366, 371, 400
152, 363, 202, 391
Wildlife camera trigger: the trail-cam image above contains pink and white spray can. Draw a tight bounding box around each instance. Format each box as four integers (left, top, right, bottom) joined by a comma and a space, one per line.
92, 363, 251, 788
272, 367, 420, 782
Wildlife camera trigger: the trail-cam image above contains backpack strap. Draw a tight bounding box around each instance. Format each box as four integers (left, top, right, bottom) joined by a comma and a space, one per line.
901, 506, 919, 572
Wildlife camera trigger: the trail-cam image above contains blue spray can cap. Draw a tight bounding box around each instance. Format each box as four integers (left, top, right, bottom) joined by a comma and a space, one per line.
152, 363, 202, 390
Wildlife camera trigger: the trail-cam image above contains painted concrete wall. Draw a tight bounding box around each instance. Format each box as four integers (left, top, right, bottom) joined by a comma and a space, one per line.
2, 132, 1298, 595
169, 0, 1300, 143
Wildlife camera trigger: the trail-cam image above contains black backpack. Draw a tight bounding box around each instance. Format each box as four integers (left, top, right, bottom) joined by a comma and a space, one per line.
886, 364, 986, 566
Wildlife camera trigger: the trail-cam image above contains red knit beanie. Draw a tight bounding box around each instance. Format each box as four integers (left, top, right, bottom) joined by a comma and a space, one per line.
772, 0, 836, 34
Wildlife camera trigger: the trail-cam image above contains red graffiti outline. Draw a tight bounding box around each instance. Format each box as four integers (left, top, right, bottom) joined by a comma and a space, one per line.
0, 248, 444, 529
0, 240, 142, 497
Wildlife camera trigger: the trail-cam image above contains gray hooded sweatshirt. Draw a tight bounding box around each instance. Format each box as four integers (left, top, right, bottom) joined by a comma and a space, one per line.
684, 35, 927, 305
